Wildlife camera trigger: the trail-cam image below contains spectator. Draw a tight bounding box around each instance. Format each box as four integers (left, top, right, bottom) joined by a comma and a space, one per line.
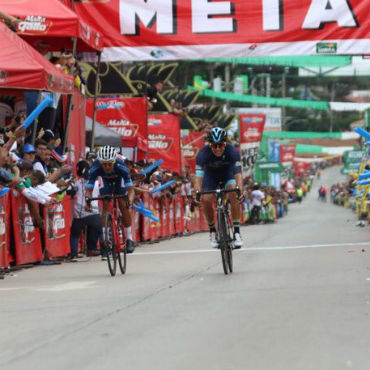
250, 183, 265, 224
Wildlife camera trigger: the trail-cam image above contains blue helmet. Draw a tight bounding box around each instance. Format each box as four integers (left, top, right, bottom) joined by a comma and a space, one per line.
21, 143, 36, 153
208, 127, 227, 143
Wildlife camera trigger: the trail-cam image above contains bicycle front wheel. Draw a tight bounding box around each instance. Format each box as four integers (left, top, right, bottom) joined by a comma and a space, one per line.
105, 213, 117, 276
217, 209, 229, 275
117, 218, 127, 274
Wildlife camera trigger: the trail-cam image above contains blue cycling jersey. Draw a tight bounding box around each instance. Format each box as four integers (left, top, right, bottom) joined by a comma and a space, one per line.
195, 143, 241, 191
86, 158, 133, 190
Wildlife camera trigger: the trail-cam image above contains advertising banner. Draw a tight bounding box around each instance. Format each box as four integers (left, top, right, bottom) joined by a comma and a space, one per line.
236, 108, 282, 132
11, 191, 43, 265
43, 199, 71, 259
341, 150, 362, 174
294, 160, 311, 176
0, 193, 10, 268
86, 97, 148, 151
239, 114, 266, 177
74, 0, 370, 60
280, 145, 296, 164
148, 114, 181, 174
181, 131, 205, 173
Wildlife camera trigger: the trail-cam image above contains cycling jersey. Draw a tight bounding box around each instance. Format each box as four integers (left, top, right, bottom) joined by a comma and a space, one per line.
196, 143, 241, 191
87, 158, 133, 195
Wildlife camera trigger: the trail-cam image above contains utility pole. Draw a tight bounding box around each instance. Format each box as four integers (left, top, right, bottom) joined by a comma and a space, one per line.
209, 63, 215, 104
225, 63, 231, 110
282, 68, 287, 130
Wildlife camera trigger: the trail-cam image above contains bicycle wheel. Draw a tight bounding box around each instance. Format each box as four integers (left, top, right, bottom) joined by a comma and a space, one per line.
217, 209, 229, 275
225, 211, 233, 273
105, 213, 117, 276
117, 218, 127, 274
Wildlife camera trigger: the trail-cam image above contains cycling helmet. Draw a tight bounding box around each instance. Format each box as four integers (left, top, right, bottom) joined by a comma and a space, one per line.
97, 146, 117, 162
208, 127, 227, 143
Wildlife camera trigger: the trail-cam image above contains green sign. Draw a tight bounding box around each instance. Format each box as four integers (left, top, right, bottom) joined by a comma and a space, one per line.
316, 42, 337, 55
342, 150, 362, 174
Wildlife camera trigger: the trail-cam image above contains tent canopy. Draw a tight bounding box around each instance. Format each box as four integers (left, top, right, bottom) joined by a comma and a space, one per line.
86, 117, 123, 147
0, 0, 103, 52
0, 22, 73, 93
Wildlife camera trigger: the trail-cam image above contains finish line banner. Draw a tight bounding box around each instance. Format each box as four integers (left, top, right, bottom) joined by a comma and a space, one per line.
74, 0, 370, 60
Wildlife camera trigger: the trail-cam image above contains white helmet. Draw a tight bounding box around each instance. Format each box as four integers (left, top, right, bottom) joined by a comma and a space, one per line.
97, 146, 117, 162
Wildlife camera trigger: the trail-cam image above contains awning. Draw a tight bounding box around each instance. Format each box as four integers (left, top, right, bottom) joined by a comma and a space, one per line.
0, 0, 103, 52
0, 22, 73, 93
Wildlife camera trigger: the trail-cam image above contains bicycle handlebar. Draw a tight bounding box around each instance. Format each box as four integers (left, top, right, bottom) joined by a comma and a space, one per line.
199, 187, 241, 197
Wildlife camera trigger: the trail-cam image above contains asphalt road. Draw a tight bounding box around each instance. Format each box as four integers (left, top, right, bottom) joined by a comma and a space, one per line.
0, 166, 369, 370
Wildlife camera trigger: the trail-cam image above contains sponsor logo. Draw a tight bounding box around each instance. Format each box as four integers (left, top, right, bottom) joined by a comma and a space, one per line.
97, 100, 125, 110
148, 118, 162, 126
80, 23, 91, 43
48, 204, 66, 240
0, 71, 8, 83
248, 44, 258, 50
148, 134, 174, 152
18, 16, 52, 34
150, 48, 175, 59
243, 128, 261, 140
107, 120, 139, 137
242, 117, 264, 124
316, 42, 337, 54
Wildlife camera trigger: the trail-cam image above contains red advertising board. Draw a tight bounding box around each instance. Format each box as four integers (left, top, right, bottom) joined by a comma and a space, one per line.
11, 191, 43, 265
43, 198, 72, 258
148, 114, 181, 174
280, 145, 296, 163
86, 97, 148, 151
74, 0, 370, 60
239, 114, 266, 177
181, 131, 205, 173
0, 193, 10, 268
294, 160, 310, 176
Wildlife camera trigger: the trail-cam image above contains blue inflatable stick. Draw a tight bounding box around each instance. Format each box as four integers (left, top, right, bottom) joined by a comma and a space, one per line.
358, 172, 370, 180
21, 96, 53, 129
140, 159, 163, 176
354, 127, 370, 141
133, 205, 159, 222
358, 179, 370, 185
0, 188, 10, 197
151, 180, 175, 193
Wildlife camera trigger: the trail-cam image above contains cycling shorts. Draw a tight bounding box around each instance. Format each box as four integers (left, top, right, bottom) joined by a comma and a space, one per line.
99, 178, 127, 196
202, 173, 236, 191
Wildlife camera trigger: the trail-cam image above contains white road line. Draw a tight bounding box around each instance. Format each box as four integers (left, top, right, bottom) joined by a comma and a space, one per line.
133, 242, 369, 256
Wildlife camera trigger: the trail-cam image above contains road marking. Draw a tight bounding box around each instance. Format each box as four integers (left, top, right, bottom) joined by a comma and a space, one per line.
0, 281, 97, 292
133, 242, 369, 256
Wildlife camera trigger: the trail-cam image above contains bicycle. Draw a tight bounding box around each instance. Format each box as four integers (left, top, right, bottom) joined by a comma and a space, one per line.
199, 187, 240, 275
87, 194, 128, 276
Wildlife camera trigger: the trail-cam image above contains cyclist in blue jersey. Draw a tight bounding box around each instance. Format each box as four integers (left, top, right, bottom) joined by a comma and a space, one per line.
195, 127, 244, 249
85, 146, 136, 253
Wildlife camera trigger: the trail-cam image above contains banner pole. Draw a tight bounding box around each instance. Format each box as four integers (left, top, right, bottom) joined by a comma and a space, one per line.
91, 51, 102, 150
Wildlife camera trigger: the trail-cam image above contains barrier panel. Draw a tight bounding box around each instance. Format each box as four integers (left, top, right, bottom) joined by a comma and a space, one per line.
43, 198, 71, 258
132, 207, 141, 242
174, 196, 184, 235
168, 197, 175, 237
11, 191, 43, 265
0, 193, 10, 268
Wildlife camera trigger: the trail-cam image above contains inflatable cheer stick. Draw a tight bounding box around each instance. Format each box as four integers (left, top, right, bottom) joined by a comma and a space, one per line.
140, 159, 163, 176
358, 172, 370, 180
133, 205, 159, 222
21, 96, 53, 130
138, 199, 152, 212
0, 187, 10, 197
151, 180, 175, 194
357, 179, 370, 186
354, 127, 370, 141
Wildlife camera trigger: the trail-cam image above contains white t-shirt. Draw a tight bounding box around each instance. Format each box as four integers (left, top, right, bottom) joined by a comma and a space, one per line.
74, 178, 100, 218
251, 190, 265, 207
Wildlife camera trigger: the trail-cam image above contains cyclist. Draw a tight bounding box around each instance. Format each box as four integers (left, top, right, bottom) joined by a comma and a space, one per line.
195, 127, 244, 249
85, 146, 136, 253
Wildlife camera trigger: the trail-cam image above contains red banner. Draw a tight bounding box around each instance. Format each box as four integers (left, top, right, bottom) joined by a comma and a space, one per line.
11, 191, 43, 265
239, 114, 266, 177
294, 160, 311, 176
148, 114, 181, 174
280, 145, 296, 163
181, 131, 205, 173
86, 97, 148, 151
43, 198, 71, 259
0, 193, 10, 268
74, 0, 370, 60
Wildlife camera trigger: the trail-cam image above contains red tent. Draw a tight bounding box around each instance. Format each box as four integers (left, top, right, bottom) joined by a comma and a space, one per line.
0, 0, 103, 52
0, 22, 73, 93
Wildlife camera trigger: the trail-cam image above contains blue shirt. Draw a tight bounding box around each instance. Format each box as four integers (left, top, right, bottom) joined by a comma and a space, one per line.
86, 158, 133, 189
196, 143, 242, 179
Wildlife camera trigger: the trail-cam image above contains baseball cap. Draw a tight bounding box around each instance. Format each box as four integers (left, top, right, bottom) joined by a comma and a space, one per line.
22, 143, 36, 153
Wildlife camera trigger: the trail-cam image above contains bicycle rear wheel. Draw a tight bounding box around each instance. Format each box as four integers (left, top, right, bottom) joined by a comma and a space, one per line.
117, 218, 127, 274
105, 213, 117, 276
217, 210, 229, 275
225, 211, 233, 273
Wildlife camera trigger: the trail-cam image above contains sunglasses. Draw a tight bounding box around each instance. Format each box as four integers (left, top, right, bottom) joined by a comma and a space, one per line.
210, 142, 226, 149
